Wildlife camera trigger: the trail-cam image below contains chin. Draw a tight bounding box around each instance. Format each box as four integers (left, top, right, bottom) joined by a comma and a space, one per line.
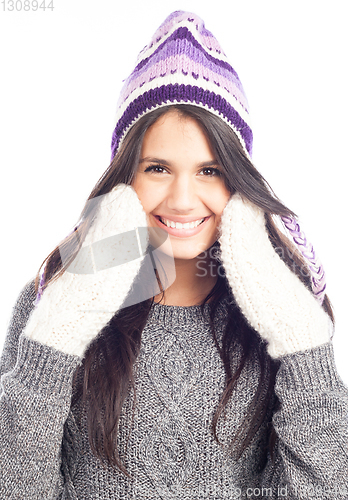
173, 252, 202, 261
170, 242, 213, 261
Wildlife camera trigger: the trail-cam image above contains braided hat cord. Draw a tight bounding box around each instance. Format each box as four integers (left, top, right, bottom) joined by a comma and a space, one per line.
281, 216, 327, 305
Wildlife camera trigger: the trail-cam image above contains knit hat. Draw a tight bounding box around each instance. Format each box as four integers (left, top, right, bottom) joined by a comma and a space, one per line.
110, 10, 253, 161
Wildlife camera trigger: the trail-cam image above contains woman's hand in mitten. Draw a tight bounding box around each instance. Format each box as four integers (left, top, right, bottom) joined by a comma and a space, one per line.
24, 184, 149, 358
219, 193, 330, 359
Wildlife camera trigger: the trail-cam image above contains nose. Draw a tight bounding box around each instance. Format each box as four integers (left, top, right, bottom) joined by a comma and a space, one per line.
166, 175, 198, 213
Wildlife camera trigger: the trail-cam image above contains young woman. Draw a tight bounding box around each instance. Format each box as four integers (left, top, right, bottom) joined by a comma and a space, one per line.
1, 11, 347, 499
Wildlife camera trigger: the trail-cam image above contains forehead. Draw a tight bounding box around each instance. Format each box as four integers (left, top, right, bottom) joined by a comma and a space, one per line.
141, 110, 215, 161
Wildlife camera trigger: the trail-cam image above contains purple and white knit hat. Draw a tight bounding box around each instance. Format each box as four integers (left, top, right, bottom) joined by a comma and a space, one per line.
110, 10, 253, 161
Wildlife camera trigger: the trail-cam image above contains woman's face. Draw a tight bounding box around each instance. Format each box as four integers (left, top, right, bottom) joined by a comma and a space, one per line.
131, 110, 231, 261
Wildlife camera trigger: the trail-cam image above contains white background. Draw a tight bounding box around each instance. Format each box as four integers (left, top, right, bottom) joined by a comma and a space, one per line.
0, 0, 347, 383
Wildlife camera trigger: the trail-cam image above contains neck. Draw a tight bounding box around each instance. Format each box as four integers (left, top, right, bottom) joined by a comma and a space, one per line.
154, 256, 219, 306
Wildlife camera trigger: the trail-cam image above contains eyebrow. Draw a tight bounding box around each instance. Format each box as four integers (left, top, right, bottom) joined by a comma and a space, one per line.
139, 157, 221, 168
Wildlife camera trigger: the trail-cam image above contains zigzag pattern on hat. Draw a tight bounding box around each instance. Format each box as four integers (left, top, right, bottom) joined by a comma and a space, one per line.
111, 11, 253, 160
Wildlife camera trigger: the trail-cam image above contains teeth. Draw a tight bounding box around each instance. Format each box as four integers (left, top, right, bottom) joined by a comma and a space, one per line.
160, 217, 205, 229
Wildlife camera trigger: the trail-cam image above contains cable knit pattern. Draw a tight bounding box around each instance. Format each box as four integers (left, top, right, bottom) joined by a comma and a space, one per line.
24, 184, 148, 358
1, 280, 348, 499
218, 194, 330, 358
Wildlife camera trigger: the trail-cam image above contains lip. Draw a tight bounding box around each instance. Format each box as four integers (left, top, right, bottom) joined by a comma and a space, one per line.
152, 214, 211, 237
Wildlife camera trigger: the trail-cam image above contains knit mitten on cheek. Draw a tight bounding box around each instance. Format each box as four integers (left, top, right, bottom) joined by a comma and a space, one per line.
218, 193, 331, 359
24, 184, 149, 359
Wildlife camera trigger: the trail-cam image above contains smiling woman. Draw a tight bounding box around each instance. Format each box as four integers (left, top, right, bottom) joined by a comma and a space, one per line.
132, 109, 231, 305
1, 10, 347, 500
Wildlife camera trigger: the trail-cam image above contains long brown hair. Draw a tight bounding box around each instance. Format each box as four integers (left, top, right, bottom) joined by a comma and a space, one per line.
35, 104, 334, 475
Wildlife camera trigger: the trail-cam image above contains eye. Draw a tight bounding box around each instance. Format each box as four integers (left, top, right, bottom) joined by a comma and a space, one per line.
199, 167, 222, 177
143, 165, 222, 177
144, 164, 168, 174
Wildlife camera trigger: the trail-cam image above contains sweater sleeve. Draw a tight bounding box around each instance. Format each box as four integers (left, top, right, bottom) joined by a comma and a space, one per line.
254, 341, 348, 499
0, 280, 81, 499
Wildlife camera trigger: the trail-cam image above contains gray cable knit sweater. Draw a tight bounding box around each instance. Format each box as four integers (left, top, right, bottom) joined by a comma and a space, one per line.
0, 279, 347, 499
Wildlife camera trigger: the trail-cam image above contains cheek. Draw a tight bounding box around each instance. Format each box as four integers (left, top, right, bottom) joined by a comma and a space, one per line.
210, 190, 231, 219
132, 179, 152, 214
135, 187, 162, 221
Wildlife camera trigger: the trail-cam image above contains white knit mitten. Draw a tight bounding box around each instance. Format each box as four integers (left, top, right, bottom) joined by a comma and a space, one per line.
24, 184, 150, 358
219, 193, 330, 359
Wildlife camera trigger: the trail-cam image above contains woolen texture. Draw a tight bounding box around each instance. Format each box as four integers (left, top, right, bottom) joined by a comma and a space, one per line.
1, 280, 348, 499
110, 11, 253, 161
218, 194, 331, 358
24, 184, 149, 358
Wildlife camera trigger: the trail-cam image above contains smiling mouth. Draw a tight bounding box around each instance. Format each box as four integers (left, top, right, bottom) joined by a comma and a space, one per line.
156, 216, 207, 229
